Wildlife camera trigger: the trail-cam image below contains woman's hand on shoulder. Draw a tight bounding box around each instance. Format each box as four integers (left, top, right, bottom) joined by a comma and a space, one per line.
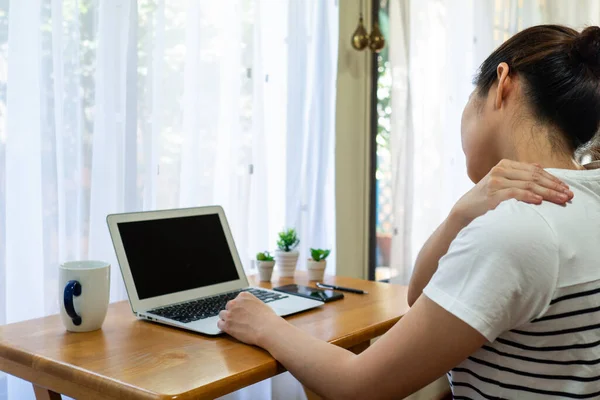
452, 159, 573, 224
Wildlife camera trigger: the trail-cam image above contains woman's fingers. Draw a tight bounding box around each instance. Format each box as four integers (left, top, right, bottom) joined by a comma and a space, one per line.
219, 310, 229, 320
217, 318, 227, 331
495, 176, 572, 204
218, 311, 229, 331
496, 187, 543, 205
494, 176, 570, 204
490, 161, 574, 204
503, 167, 568, 192
499, 159, 567, 187
515, 180, 569, 203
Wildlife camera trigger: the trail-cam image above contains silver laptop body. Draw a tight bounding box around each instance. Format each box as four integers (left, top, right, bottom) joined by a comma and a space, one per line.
107, 206, 323, 335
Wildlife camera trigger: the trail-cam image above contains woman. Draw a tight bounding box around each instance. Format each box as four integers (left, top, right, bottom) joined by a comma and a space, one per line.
219, 25, 600, 399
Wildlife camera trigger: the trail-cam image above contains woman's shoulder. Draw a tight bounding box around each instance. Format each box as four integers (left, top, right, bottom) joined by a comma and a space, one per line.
466, 199, 557, 250
480, 194, 600, 287
449, 199, 559, 285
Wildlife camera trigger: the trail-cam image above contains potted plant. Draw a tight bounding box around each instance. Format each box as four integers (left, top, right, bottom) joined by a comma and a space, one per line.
256, 251, 275, 282
307, 248, 330, 281
274, 228, 300, 277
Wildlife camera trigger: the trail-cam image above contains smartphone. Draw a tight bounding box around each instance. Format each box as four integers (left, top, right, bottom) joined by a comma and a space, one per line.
273, 284, 344, 303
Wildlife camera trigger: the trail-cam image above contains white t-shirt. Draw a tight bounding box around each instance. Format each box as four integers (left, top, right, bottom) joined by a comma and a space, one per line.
423, 163, 600, 399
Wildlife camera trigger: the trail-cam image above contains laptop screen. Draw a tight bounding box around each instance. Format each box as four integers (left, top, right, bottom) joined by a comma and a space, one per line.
117, 213, 240, 300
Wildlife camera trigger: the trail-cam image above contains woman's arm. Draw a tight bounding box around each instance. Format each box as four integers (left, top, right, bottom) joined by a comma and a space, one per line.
407, 159, 571, 306
407, 211, 466, 306
220, 198, 559, 400
221, 293, 486, 400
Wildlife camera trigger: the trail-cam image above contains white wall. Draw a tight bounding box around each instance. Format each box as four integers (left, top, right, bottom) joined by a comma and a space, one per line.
335, 0, 373, 279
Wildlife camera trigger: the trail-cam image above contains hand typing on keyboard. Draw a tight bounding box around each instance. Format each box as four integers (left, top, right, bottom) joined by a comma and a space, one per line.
217, 291, 285, 346
148, 289, 287, 324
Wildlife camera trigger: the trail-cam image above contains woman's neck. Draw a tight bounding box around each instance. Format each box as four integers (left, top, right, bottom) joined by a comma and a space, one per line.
503, 122, 583, 170
513, 148, 583, 169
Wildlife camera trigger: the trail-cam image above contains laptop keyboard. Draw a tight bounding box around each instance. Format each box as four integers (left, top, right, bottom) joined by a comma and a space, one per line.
147, 288, 288, 324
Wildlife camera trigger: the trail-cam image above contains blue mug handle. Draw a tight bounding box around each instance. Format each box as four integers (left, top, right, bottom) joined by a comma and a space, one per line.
64, 280, 82, 326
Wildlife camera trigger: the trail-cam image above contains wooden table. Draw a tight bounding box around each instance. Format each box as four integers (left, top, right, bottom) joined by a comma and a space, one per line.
0, 273, 408, 400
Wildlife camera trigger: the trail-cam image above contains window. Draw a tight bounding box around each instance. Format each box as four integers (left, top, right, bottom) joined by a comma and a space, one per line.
373, 0, 394, 281
0, 0, 337, 318
1, 1, 338, 397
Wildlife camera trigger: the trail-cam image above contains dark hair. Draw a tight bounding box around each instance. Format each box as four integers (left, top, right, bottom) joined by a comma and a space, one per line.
474, 25, 600, 159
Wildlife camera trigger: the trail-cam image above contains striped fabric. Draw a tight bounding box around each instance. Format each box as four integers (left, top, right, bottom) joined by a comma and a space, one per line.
424, 165, 600, 399
449, 281, 600, 399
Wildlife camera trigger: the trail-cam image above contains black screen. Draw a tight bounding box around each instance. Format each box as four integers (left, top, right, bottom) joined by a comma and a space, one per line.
117, 213, 240, 300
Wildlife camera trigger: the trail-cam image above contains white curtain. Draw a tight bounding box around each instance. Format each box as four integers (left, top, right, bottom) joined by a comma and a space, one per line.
0, 0, 338, 399
388, 0, 600, 284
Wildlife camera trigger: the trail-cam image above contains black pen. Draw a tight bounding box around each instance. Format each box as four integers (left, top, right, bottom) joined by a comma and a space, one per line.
316, 282, 368, 294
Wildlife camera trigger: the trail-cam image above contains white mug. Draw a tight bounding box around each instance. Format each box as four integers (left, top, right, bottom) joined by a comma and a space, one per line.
59, 260, 110, 332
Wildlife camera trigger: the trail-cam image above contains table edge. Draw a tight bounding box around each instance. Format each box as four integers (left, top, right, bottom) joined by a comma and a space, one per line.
0, 315, 402, 400
181, 315, 402, 400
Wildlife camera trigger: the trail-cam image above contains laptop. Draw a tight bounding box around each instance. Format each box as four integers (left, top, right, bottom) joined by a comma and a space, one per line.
106, 206, 324, 335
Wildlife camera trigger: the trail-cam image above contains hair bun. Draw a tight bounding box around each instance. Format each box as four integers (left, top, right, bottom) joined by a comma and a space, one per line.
573, 26, 600, 67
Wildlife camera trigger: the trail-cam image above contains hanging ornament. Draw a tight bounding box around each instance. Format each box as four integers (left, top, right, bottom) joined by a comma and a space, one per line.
351, 14, 370, 51
350, 0, 385, 53
368, 20, 385, 53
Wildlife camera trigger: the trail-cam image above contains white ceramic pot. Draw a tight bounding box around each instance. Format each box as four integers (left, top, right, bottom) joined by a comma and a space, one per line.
307, 259, 327, 281
257, 260, 275, 282
274, 250, 299, 277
